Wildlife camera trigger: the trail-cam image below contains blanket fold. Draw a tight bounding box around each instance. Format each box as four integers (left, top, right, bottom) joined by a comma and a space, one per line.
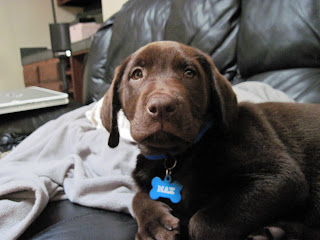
0, 174, 50, 240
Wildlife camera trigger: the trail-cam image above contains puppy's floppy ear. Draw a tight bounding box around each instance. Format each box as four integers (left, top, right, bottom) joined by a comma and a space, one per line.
101, 58, 129, 148
199, 54, 238, 130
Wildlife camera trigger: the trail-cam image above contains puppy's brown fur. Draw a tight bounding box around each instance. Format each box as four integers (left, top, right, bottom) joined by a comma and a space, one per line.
101, 41, 320, 239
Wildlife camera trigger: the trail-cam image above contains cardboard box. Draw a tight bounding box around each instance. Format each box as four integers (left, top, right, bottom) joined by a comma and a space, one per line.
69, 22, 101, 43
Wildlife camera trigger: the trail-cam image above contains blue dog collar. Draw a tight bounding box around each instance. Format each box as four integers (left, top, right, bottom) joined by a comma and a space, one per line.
143, 121, 214, 160
143, 154, 168, 160
194, 121, 213, 143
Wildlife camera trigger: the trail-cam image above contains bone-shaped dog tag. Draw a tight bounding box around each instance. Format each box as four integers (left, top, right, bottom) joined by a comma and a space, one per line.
149, 175, 183, 203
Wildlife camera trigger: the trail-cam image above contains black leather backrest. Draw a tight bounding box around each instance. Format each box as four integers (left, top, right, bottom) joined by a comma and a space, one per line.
237, 0, 320, 78
84, 0, 320, 104
101, 0, 241, 100
165, 0, 240, 80
82, 16, 115, 104
102, 0, 173, 95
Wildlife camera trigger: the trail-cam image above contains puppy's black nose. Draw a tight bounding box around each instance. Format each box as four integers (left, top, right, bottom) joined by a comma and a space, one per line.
147, 97, 177, 120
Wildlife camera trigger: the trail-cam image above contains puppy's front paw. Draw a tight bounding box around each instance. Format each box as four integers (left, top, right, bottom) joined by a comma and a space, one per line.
135, 212, 180, 240
247, 226, 286, 240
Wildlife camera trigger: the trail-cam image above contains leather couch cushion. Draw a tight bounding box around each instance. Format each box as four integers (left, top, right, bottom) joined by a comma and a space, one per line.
240, 68, 320, 103
19, 200, 137, 240
238, 0, 320, 77
165, 0, 240, 79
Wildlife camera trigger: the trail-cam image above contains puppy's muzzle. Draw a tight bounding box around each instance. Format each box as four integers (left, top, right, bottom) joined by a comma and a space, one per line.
146, 95, 178, 121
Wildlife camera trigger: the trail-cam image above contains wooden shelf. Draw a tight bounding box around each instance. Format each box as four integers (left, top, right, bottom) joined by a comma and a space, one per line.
23, 50, 89, 103
57, 0, 94, 7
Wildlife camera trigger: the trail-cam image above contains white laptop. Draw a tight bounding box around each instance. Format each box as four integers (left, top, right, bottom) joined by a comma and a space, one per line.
0, 86, 69, 115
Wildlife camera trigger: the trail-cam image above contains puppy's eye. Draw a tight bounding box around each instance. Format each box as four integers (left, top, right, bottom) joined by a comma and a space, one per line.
131, 69, 143, 80
184, 69, 195, 78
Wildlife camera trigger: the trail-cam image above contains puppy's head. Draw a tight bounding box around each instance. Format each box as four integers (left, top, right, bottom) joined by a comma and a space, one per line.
101, 41, 237, 155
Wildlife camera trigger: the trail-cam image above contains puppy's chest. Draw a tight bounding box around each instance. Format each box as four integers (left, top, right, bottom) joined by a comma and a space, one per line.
149, 158, 226, 214
134, 153, 233, 215
177, 166, 225, 208
146, 166, 199, 216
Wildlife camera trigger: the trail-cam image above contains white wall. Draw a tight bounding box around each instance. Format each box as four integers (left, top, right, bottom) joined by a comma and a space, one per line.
101, 0, 128, 21
0, 0, 82, 91
0, 0, 127, 91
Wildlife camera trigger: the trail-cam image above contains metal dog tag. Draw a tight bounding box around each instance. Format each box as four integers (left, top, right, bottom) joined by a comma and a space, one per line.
149, 174, 183, 203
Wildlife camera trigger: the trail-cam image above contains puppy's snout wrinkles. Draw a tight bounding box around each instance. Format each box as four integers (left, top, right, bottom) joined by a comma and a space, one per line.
146, 97, 177, 120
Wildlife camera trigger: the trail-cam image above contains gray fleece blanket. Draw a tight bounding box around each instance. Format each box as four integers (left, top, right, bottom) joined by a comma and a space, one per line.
0, 104, 140, 240
0, 82, 294, 240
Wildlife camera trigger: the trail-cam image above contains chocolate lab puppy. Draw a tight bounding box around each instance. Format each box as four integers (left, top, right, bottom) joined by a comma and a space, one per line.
101, 41, 320, 240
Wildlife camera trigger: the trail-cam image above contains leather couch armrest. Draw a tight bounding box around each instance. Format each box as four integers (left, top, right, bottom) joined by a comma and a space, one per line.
0, 100, 83, 136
